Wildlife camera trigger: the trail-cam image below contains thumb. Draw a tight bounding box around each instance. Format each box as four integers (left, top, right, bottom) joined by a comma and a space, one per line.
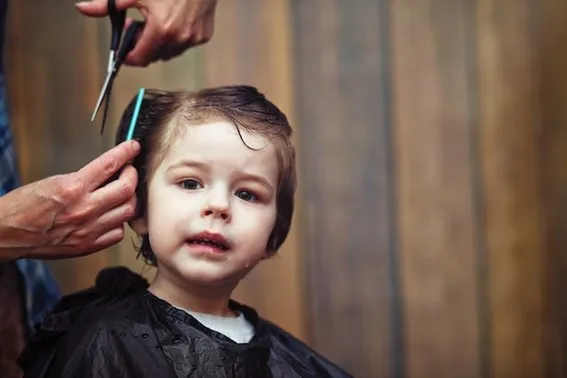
75, 0, 137, 17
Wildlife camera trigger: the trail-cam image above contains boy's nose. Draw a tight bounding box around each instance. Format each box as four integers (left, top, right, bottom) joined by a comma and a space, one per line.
201, 206, 230, 221
201, 190, 231, 221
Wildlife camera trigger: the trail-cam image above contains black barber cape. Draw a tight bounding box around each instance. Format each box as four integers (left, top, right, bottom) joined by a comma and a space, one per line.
18, 267, 353, 378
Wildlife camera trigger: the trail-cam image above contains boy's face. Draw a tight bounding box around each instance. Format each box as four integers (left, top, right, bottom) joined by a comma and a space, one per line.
133, 120, 278, 289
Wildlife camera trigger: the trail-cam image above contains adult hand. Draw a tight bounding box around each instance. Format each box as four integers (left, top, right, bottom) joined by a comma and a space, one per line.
0, 140, 140, 262
75, 0, 218, 66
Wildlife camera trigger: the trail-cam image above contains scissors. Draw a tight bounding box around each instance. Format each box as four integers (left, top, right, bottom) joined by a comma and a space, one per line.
91, 0, 145, 134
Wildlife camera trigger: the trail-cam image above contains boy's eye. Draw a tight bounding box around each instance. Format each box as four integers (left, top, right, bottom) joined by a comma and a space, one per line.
236, 190, 258, 202
180, 179, 202, 190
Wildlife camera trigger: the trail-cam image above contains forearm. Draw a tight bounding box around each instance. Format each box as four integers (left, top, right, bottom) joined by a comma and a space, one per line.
0, 224, 34, 262
0, 196, 32, 262
0, 185, 51, 262
0, 250, 23, 263
0, 248, 25, 262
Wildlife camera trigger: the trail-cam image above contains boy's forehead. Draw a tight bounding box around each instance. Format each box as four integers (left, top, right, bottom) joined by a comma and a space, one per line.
168, 121, 271, 149
161, 121, 278, 171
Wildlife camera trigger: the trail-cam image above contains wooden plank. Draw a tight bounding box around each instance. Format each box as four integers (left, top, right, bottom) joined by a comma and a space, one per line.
534, 1, 567, 376
292, 1, 397, 376
390, 1, 482, 377
476, 1, 546, 377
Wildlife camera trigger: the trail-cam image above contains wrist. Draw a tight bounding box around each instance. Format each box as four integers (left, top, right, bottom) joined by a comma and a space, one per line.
0, 225, 29, 262
0, 247, 26, 262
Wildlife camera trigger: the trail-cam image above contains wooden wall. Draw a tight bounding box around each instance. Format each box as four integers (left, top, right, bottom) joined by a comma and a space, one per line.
6, 1, 567, 377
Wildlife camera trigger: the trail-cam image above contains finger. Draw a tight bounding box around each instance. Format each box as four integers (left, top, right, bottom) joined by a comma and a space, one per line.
77, 140, 140, 191
151, 20, 215, 63
124, 19, 165, 66
93, 227, 125, 251
95, 195, 137, 234
88, 165, 138, 215
75, 0, 137, 17
156, 42, 190, 62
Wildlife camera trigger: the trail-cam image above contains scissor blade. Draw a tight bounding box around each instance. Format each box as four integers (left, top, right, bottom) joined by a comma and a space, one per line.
91, 70, 114, 122
99, 78, 115, 135
106, 51, 116, 74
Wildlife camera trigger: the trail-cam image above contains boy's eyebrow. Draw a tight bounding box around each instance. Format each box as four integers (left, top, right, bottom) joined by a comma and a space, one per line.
166, 160, 210, 173
237, 172, 274, 193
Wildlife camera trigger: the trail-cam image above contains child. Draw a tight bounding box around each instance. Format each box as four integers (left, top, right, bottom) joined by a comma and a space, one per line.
19, 85, 353, 378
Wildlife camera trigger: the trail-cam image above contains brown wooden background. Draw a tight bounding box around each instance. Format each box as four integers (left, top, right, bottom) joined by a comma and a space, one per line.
5, 1, 567, 377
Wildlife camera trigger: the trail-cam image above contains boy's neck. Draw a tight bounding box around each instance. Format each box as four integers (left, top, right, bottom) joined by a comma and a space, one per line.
148, 271, 238, 317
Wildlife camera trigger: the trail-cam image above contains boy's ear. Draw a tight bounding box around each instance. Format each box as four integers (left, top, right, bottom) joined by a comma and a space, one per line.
129, 217, 148, 236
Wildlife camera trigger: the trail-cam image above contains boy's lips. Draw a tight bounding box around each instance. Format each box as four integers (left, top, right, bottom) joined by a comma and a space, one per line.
186, 231, 230, 252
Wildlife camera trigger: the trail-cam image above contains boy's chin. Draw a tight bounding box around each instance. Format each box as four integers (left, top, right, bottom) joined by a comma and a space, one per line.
176, 265, 252, 289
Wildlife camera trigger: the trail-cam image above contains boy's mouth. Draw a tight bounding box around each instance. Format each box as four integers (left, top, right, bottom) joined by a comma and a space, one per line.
186, 231, 230, 251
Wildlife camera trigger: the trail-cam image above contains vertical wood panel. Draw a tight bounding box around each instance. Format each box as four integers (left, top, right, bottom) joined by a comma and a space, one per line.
476, 1, 546, 377
537, 2, 567, 376
292, 1, 397, 376
390, 1, 482, 377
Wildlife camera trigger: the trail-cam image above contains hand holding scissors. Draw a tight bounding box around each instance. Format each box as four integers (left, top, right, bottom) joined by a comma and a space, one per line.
76, 0, 218, 67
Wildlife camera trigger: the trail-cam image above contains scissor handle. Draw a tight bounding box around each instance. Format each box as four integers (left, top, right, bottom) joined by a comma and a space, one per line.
115, 21, 145, 69
109, 0, 126, 52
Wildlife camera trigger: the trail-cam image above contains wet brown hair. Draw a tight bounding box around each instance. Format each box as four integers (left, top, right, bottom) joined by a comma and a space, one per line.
115, 85, 296, 266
